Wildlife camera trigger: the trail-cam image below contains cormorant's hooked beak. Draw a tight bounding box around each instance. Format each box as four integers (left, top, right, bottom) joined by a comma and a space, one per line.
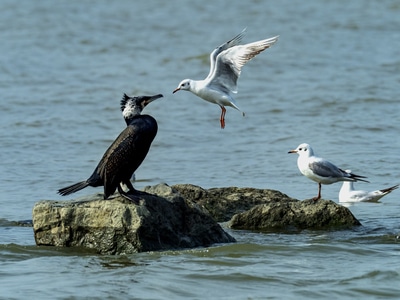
144, 94, 163, 106
172, 87, 180, 94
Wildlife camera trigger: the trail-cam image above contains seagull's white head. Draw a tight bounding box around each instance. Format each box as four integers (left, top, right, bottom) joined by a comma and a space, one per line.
288, 143, 314, 157
173, 79, 191, 93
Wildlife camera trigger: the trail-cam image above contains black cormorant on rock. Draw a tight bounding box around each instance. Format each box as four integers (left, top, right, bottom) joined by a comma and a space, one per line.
58, 93, 163, 202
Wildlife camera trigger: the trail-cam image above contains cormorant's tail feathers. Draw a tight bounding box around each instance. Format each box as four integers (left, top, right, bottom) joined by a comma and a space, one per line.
58, 181, 89, 196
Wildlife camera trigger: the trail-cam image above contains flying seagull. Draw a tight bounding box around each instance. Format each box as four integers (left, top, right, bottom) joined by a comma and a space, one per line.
173, 29, 278, 128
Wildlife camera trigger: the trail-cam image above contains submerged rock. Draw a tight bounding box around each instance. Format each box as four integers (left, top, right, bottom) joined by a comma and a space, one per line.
229, 199, 361, 231
33, 183, 235, 255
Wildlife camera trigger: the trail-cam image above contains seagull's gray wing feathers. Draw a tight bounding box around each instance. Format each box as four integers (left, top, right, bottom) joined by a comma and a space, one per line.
308, 160, 345, 178
206, 28, 246, 80
209, 36, 279, 93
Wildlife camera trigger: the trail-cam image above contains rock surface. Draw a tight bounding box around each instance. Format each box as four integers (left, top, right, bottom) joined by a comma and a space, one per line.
229, 199, 361, 231
33, 184, 361, 254
171, 184, 295, 222
33, 183, 235, 255
171, 184, 360, 231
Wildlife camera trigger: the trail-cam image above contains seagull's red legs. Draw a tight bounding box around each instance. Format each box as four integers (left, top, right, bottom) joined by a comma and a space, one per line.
219, 105, 226, 129
313, 183, 322, 201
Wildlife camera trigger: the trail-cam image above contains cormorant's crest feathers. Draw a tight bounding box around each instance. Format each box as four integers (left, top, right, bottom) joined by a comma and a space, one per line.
120, 93, 132, 112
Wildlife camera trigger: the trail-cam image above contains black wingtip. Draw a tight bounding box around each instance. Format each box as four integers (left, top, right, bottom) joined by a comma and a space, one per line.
353, 174, 369, 183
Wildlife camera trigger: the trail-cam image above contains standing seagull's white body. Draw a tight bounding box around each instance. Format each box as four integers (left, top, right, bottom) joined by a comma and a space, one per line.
339, 172, 398, 202
173, 29, 279, 128
288, 143, 368, 200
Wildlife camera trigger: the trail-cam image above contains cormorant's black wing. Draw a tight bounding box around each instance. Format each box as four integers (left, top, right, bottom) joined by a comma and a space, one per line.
95, 117, 157, 198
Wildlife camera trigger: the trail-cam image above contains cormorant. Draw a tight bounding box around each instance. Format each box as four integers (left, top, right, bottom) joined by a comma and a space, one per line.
58, 93, 163, 202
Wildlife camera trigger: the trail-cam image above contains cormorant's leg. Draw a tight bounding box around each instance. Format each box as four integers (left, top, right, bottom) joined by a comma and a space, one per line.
219, 105, 226, 129
118, 184, 140, 204
120, 180, 147, 196
122, 180, 136, 194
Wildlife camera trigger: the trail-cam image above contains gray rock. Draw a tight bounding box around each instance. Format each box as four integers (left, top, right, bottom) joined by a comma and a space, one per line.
33, 183, 235, 255
171, 185, 360, 231
171, 184, 295, 222
229, 199, 361, 231
33, 184, 362, 254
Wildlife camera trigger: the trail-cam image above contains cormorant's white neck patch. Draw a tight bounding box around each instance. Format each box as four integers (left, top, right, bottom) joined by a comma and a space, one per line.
122, 101, 142, 119
121, 94, 142, 120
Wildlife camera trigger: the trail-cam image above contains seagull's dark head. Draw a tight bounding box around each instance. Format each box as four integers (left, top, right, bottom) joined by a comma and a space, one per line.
121, 94, 163, 124
173, 79, 191, 93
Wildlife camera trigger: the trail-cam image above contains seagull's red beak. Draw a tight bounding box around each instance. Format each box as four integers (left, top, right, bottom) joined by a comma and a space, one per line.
173, 87, 180, 94
288, 150, 297, 154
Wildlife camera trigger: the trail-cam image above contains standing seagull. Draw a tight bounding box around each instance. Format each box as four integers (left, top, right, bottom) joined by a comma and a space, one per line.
339, 171, 398, 203
58, 93, 163, 202
173, 29, 279, 128
288, 143, 369, 201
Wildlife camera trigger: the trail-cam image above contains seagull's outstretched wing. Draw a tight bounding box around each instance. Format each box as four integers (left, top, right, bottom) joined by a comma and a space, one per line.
208, 35, 279, 93
206, 28, 246, 80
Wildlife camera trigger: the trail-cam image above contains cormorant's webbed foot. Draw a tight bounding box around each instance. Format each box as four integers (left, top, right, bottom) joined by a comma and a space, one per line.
118, 185, 141, 204
120, 192, 141, 204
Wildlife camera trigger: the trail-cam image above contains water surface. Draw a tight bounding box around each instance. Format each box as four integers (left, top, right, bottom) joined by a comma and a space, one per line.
1, 0, 399, 299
